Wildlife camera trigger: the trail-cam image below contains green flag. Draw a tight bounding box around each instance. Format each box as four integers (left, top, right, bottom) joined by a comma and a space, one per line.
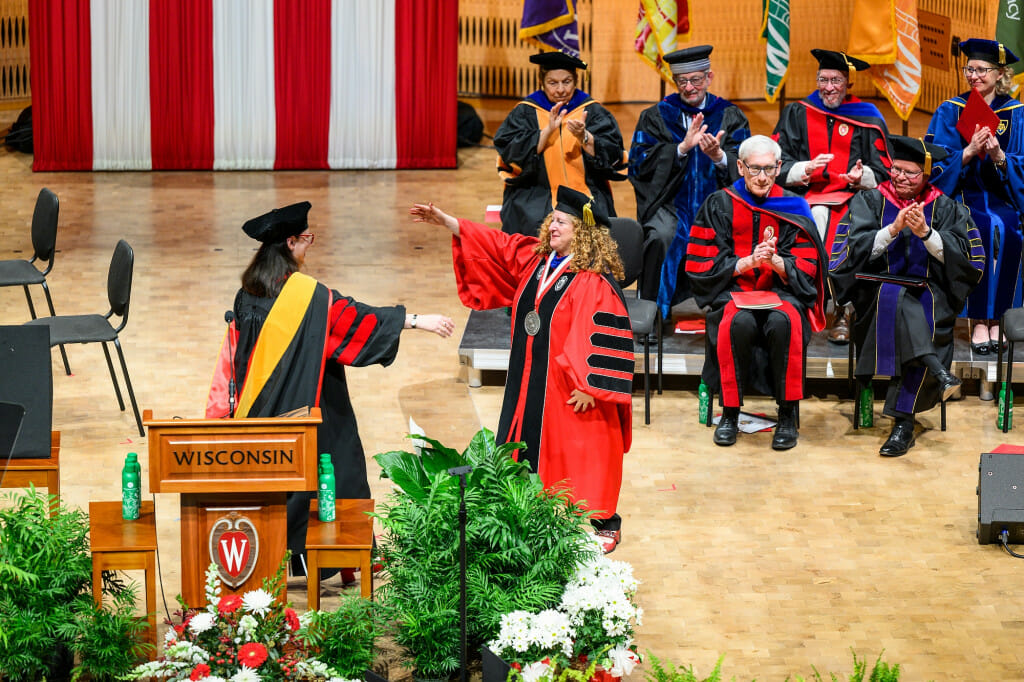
760, 0, 791, 103
997, 0, 1024, 89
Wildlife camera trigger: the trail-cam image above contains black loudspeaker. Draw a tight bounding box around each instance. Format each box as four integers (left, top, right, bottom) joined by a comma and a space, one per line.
0, 325, 53, 459
977, 452, 1024, 544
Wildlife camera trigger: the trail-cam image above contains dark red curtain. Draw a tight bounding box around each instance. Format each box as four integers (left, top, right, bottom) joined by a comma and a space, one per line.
395, 0, 458, 169
274, 0, 331, 169
150, 0, 214, 169
29, 0, 93, 171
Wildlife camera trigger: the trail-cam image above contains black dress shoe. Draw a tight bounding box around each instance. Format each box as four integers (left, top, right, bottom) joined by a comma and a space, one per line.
771, 402, 799, 450
713, 408, 739, 446
933, 369, 962, 401
990, 339, 1008, 354
972, 341, 990, 356
879, 420, 916, 457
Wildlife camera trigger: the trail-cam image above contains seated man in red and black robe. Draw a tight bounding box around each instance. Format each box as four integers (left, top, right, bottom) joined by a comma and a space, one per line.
686, 135, 826, 450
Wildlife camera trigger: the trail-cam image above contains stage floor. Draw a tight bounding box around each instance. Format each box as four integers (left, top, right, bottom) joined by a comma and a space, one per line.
459, 304, 1022, 385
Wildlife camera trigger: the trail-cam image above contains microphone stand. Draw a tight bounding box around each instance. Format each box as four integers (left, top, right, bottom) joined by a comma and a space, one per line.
224, 311, 237, 417
447, 465, 472, 682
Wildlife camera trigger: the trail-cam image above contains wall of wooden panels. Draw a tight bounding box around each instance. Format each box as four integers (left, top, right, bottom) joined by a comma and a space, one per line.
0, 0, 29, 109
457, 0, 996, 115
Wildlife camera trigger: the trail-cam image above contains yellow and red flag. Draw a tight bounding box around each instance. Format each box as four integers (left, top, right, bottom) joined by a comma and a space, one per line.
634, 0, 687, 84
848, 0, 922, 120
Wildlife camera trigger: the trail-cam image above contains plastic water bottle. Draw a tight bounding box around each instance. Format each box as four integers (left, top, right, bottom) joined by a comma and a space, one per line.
858, 385, 874, 428
697, 381, 710, 424
998, 383, 1014, 430
122, 453, 141, 520
317, 453, 336, 522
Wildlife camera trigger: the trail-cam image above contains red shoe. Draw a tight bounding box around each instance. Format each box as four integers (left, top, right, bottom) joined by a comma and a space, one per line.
340, 568, 357, 586
595, 529, 621, 554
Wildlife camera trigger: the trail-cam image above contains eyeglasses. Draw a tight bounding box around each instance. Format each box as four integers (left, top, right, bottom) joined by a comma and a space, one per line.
673, 73, 708, 87
297, 233, 315, 244
889, 167, 924, 180
816, 76, 847, 86
963, 65, 999, 77
741, 161, 780, 177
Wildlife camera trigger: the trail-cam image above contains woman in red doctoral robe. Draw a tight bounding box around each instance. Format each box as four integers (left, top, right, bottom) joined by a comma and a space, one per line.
411, 186, 634, 553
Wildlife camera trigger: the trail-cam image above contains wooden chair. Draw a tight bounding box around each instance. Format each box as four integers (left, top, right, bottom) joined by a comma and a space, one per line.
89, 499, 158, 658
2, 431, 61, 515
305, 498, 375, 608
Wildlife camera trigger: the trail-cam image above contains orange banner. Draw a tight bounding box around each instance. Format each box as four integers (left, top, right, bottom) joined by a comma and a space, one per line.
848, 0, 921, 120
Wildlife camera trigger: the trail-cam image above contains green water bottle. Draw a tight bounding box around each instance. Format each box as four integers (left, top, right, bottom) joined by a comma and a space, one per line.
858, 385, 874, 428
697, 381, 710, 424
317, 453, 336, 522
122, 453, 141, 520
998, 383, 1014, 430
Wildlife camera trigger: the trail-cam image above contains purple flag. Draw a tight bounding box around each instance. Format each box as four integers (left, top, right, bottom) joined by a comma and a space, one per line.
520, 0, 580, 57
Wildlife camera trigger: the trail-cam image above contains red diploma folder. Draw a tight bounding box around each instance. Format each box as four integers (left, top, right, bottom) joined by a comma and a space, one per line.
730, 291, 782, 309
956, 88, 1001, 143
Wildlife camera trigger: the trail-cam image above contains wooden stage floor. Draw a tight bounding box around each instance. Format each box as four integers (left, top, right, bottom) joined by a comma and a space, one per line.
2, 101, 1023, 681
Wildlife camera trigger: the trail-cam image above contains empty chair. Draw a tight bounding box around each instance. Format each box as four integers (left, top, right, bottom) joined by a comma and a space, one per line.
607, 217, 663, 425
997, 308, 1024, 432
0, 188, 70, 373
25, 240, 143, 437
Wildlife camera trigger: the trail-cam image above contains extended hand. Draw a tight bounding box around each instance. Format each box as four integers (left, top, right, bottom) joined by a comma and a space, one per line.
413, 314, 456, 338
410, 203, 459, 234
802, 153, 834, 182
545, 101, 567, 135
567, 389, 595, 413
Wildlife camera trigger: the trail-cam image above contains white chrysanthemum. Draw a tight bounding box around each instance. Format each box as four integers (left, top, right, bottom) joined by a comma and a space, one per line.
229, 667, 261, 682
188, 611, 217, 635
238, 614, 258, 634
165, 641, 211, 664
520, 660, 553, 682
203, 676, 228, 682
607, 646, 640, 677
241, 589, 274, 617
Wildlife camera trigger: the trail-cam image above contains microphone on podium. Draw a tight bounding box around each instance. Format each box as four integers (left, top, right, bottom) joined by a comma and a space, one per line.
224, 311, 237, 417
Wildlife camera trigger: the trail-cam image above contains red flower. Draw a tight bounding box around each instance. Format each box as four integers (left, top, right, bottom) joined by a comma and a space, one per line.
218, 594, 243, 615
284, 607, 300, 632
190, 663, 211, 680
238, 642, 269, 668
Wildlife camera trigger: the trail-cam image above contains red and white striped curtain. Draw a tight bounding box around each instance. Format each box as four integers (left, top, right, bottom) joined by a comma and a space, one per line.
29, 0, 457, 171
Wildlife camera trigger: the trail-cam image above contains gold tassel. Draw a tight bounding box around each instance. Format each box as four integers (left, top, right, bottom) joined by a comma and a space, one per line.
582, 202, 595, 227
1000, 43, 1007, 65
919, 138, 931, 176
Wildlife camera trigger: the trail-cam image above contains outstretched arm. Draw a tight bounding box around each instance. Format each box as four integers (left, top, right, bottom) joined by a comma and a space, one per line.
410, 203, 460, 236
403, 313, 456, 338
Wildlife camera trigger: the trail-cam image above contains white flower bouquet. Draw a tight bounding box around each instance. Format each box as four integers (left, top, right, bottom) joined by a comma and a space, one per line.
127, 563, 357, 682
488, 550, 642, 682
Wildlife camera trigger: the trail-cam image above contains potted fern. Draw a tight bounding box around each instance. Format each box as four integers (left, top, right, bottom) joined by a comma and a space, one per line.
373, 428, 598, 680
0, 486, 151, 681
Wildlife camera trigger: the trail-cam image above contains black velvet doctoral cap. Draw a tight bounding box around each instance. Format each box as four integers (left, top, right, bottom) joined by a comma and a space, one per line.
529, 51, 587, 72
960, 38, 1019, 66
664, 45, 713, 74
242, 201, 312, 243
889, 135, 948, 176
553, 185, 606, 227
811, 49, 870, 73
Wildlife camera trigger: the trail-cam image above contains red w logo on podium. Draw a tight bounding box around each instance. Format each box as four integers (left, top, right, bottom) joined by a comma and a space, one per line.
209, 512, 259, 588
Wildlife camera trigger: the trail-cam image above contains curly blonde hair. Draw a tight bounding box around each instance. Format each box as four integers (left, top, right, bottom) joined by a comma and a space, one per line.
534, 213, 625, 281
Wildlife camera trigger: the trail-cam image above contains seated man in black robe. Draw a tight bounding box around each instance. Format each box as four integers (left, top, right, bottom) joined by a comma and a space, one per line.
686, 135, 826, 450
829, 136, 985, 456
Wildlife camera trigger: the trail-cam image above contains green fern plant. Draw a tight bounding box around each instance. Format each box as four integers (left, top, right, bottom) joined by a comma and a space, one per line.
0, 487, 150, 681
301, 592, 387, 678
644, 651, 725, 682
374, 428, 597, 678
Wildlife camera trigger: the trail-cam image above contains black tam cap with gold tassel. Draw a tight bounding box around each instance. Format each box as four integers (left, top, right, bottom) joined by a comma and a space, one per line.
889, 135, 948, 177
554, 185, 606, 227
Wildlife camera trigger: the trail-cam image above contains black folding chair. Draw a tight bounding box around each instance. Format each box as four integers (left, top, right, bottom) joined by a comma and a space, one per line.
607, 217, 663, 425
0, 188, 70, 373
25, 240, 144, 437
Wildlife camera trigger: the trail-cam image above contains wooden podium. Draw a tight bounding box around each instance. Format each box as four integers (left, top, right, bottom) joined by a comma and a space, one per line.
143, 408, 320, 606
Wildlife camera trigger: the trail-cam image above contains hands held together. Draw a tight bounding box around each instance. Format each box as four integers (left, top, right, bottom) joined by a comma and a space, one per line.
965, 124, 1006, 165
678, 113, 727, 162
892, 202, 930, 239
